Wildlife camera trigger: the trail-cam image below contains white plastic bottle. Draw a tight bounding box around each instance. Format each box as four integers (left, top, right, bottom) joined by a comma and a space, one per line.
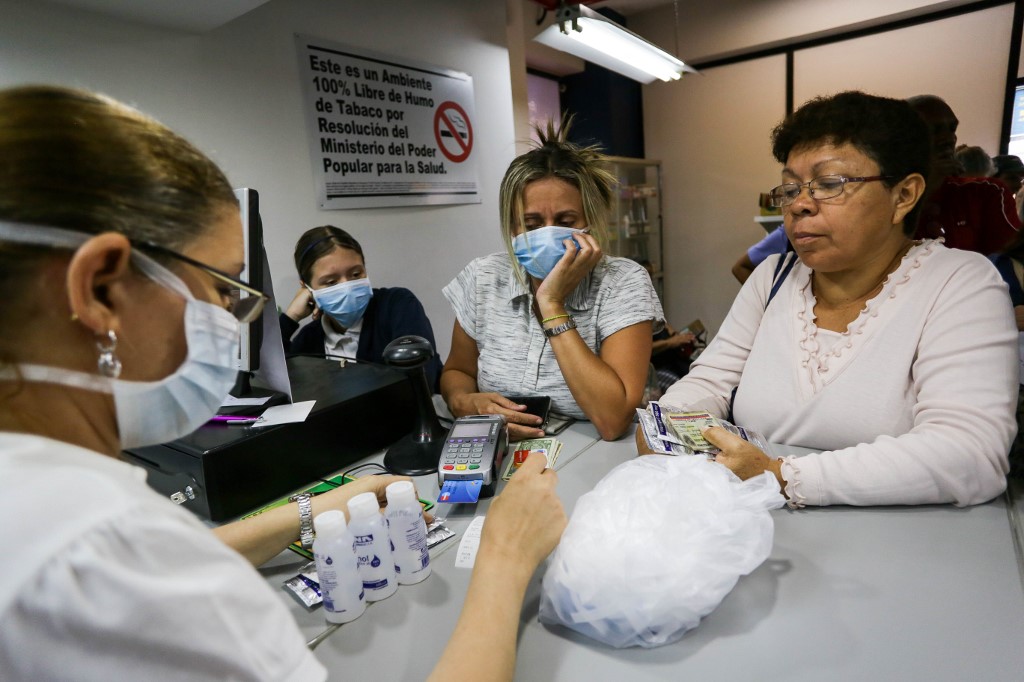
385, 481, 432, 585
312, 510, 366, 624
346, 491, 398, 601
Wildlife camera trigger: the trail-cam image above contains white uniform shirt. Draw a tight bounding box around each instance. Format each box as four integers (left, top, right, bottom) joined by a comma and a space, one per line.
443, 253, 664, 418
322, 314, 362, 360
662, 241, 1017, 507
0, 433, 326, 681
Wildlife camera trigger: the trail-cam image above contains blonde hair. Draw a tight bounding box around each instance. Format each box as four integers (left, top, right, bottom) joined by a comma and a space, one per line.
498, 118, 617, 280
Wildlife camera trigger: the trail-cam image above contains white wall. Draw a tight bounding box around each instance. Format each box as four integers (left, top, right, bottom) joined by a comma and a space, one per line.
640, 56, 787, 332
635, 1, 1016, 335
660, 0, 983, 63
793, 4, 1015, 155
0, 0, 519, 360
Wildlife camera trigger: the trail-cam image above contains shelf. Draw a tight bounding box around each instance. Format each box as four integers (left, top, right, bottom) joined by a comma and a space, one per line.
606, 157, 663, 301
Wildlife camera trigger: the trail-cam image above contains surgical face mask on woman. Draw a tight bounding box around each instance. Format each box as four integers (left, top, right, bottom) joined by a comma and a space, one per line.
512, 226, 586, 280
309, 277, 373, 329
0, 222, 241, 448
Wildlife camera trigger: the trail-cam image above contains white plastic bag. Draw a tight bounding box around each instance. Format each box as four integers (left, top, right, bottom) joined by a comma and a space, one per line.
539, 455, 785, 648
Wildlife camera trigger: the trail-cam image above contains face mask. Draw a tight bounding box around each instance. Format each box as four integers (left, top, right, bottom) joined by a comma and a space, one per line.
310, 277, 373, 329
512, 226, 585, 279
0, 221, 241, 448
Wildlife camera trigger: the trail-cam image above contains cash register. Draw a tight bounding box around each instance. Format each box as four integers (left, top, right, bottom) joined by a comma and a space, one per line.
123, 356, 416, 521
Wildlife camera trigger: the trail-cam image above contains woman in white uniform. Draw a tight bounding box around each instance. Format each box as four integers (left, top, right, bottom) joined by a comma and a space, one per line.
0, 85, 564, 681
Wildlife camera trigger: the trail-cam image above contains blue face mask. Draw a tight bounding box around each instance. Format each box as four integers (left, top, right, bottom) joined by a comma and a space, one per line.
512, 226, 585, 279
310, 277, 373, 329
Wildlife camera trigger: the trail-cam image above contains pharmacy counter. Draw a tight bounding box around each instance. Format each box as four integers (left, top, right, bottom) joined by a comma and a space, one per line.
262, 423, 1024, 681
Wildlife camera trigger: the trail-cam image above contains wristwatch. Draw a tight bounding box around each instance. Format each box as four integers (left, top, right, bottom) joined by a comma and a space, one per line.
290, 493, 315, 550
543, 316, 577, 338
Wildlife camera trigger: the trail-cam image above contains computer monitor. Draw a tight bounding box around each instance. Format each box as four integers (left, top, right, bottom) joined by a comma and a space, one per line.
234, 187, 263, 375
225, 188, 292, 408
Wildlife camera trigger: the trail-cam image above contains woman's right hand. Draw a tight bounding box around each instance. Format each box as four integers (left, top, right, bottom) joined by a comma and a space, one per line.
534, 231, 603, 311
634, 425, 660, 455
451, 392, 547, 441
284, 286, 317, 322
480, 452, 566, 571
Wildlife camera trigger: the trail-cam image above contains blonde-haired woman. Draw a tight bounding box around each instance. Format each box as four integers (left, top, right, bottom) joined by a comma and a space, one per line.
442, 122, 664, 441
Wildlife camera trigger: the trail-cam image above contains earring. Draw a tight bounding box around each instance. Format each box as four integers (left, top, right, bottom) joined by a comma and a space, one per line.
96, 330, 122, 378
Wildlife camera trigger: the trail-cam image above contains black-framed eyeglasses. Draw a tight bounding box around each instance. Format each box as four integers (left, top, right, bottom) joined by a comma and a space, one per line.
132, 240, 269, 323
768, 175, 893, 208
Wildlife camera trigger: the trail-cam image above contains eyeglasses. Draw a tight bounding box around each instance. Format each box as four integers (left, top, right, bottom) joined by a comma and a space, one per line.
132, 240, 269, 323
767, 175, 892, 208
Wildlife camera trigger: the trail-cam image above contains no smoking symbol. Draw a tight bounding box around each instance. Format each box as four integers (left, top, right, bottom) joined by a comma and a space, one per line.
433, 101, 473, 163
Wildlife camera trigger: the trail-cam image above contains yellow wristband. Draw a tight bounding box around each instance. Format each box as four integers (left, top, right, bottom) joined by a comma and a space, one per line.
541, 314, 570, 324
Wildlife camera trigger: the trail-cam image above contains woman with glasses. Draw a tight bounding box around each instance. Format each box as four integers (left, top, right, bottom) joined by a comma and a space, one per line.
647, 91, 1016, 507
279, 225, 444, 391
0, 85, 565, 680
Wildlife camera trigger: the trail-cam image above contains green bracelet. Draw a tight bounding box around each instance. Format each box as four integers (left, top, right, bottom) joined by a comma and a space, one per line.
541, 314, 570, 324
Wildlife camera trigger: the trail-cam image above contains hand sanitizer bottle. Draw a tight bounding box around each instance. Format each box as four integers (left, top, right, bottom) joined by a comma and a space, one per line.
312, 510, 365, 624
385, 481, 432, 585
346, 492, 398, 602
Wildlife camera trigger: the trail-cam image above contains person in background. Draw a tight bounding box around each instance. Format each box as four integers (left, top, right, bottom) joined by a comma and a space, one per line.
993, 154, 1024, 195
731, 224, 790, 284
908, 95, 1020, 254
280, 225, 443, 391
954, 144, 995, 178
442, 120, 663, 441
989, 230, 1024, 478
644, 91, 1016, 508
0, 84, 565, 681
639, 259, 700, 391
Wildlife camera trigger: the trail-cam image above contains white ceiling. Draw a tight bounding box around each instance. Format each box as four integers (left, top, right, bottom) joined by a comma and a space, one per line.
38, 0, 675, 32
37, 0, 273, 32
595, 0, 676, 16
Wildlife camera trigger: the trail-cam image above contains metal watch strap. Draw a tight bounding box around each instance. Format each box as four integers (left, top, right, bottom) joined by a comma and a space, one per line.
291, 493, 314, 550
543, 316, 577, 338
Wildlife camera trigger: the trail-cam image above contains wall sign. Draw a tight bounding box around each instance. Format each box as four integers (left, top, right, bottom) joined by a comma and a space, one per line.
295, 35, 480, 209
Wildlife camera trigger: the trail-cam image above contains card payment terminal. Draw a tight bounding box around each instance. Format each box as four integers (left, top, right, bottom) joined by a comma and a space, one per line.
437, 414, 507, 504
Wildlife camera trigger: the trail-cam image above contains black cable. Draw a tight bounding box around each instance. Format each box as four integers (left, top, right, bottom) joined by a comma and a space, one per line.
341, 462, 394, 479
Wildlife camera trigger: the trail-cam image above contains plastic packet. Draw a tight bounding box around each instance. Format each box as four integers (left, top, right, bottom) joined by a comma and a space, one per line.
283, 561, 322, 607
539, 455, 785, 648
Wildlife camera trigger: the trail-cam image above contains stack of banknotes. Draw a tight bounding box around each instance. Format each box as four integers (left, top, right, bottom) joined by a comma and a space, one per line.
502, 437, 562, 480
636, 401, 769, 456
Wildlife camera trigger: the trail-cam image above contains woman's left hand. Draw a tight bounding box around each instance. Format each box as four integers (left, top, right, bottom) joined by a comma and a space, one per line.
702, 426, 785, 489
535, 231, 602, 308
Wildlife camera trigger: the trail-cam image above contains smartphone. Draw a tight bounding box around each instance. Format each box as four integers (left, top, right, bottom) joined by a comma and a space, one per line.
506, 395, 552, 424
543, 411, 575, 436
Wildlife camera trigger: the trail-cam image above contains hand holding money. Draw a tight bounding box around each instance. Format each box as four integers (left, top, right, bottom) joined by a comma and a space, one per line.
702, 426, 785, 490
482, 453, 566, 571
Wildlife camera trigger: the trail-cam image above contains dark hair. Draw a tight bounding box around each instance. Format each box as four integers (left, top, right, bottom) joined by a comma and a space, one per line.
955, 145, 995, 177
771, 91, 931, 234
0, 85, 237, 360
293, 225, 364, 283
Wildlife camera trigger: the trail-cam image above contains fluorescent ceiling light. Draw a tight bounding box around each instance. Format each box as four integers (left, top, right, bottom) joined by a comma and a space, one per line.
533, 3, 697, 84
